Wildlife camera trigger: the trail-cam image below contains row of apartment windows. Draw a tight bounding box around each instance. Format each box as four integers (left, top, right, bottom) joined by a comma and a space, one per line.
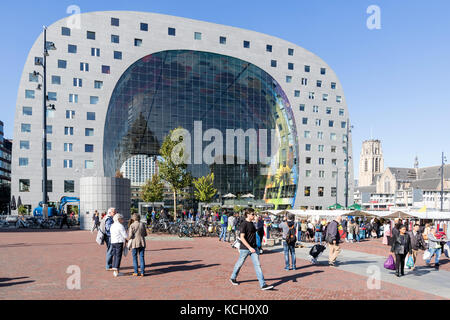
303, 186, 337, 197
304, 131, 347, 141
30, 72, 104, 89
299, 104, 345, 116
18, 158, 95, 169
20, 124, 94, 137
304, 170, 340, 178
292, 91, 340, 102
22, 107, 96, 121
25, 90, 99, 105
18, 179, 76, 193
301, 118, 347, 129
61, 20, 328, 73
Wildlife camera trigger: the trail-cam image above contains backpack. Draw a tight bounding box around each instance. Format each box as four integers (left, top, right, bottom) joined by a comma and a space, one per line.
286, 225, 297, 245
315, 224, 322, 232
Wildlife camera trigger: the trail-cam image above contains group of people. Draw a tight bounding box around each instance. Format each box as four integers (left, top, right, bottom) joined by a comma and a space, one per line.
98, 208, 148, 277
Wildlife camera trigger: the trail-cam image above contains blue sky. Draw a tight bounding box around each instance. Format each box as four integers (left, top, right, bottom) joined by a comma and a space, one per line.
1, 0, 449, 177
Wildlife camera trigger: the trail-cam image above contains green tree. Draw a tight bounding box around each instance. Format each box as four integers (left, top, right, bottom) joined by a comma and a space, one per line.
159, 127, 192, 221
18, 205, 28, 215
193, 173, 217, 204
141, 174, 165, 204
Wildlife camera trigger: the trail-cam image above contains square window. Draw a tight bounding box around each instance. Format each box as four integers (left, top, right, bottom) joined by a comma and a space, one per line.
87, 31, 96, 40
64, 180, 75, 193
87, 112, 96, 120
294, 90, 300, 97
317, 131, 323, 139
20, 141, 30, 150
331, 82, 336, 89
302, 118, 308, 125
85, 160, 94, 169
306, 157, 311, 164
304, 131, 311, 138
19, 179, 30, 192
301, 78, 308, 86
85, 128, 94, 136
219, 36, 226, 44
58, 60, 67, 69
266, 44, 272, 52
321, 68, 326, 75
243, 40, 250, 48
304, 186, 311, 197
330, 133, 337, 141
61, 27, 71, 36
309, 92, 314, 99
41, 159, 51, 168
134, 38, 142, 47
69, 94, 78, 103
64, 143, 73, 152
22, 106, 32, 116
46, 125, 52, 134
194, 32, 202, 40
271, 60, 277, 67
68, 44, 77, 53
111, 35, 120, 43
168, 27, 176, 36
288, 48, 294, 56
19, 157, 29, 167
46, 109, 55, 118
85, 144, 94, 153
326, 107, 332, 114
305, 65, 310, 72
29, 73, 38, 82
42, 180, 52, 192
316, 80, 322, 87
306, 170, 311, 177
91, 48, 100, 57
111, 18, 120, 26
114, 51, 122, 60
90, 96, 99, 104
140, 23, 148, 31
305, 144, 311, 151
339, 109, 345, 116
323, 94, 328, 101
47, 92, 57, 101
288, 63, 294, 70
336, 96, 342, 103
94, 80, 103, 89
25, 90, 35, 99
63, 159, 73, 168
313, 106, 319, 113
331, 146, 337, 153
80, 62, 89, 72
66, 110, 75, 119
341, 121, 347, 129
46, 142, 52, 151
318, 145, 324, 152
102, 65, 110, 74
318, 187, 324, 197
286, 76, 292, 83
64, 127, 74, 136
73, 78, 82, 87
315, 119, 321, 126
299, 104, 305, 111
52, 75, 61, 84
329, 120, 334, 127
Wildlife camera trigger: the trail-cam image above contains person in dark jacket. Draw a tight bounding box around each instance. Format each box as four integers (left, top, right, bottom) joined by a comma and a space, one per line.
390, 224, 412, 277
408, 223, 425, 270
326, 216, 342, 266
60, 211, 70, 229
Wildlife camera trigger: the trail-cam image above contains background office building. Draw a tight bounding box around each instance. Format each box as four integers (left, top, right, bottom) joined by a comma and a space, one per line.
11, 11, 353, 210
0, 120, 12, 214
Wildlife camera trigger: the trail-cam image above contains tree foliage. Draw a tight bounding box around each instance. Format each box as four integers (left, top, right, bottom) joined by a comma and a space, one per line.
158, 127, 192, 220
193, 173, 217, 203
141, 174, 165, 203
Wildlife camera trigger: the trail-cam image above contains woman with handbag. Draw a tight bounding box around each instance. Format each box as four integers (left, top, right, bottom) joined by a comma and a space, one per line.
390, 224, 412, 277
128, 213, 148, 277
110, 214, 129, 277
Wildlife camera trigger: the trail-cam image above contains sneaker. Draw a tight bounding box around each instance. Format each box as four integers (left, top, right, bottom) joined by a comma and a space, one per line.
113, 271, 124, 277
261, 284, 274, 290
230, 279, 239, 286
329, 262, 335, 267
140, 273, 145, 277
435, 263, 440, 269
292, 267, 296, 270
284, 267, 290, 271
132, 273, 139, 277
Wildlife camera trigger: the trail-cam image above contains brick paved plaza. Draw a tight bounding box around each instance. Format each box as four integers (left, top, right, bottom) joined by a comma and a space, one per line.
0, 229, 448, 300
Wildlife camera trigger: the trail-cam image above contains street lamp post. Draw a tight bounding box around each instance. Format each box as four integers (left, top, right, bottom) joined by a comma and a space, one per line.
35, 26, 56, 218
441, 152, 447, 212
344, 118, 353, 208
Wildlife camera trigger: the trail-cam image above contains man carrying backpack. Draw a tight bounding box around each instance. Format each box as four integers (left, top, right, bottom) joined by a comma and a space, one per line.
326, 215, 342, 267
280, 214, 297, 270
219, 212, 228, 242
314, 221, 323, 244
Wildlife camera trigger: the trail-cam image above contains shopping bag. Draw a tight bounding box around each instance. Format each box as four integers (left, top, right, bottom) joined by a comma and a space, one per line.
232, 239, 241, 249
96, 230, 105, 245
406, 255, 414, 268
384, 255, 395, 270
444, 244, 449, 258
123, 244, 129, 257
422, 250, 432, 261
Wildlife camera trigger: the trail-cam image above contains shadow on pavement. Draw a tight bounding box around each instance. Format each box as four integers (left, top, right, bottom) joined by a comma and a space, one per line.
0, 277, 35, 287
237, 270, 324, 287
147, 247, 193, 252
120, 260, 203, 271
149, 263, 220, 275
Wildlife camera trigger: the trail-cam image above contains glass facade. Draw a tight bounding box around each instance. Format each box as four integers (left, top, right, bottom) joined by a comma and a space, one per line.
104, 50, 299, 207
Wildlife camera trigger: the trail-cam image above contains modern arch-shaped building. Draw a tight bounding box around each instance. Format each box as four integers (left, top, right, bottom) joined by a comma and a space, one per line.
11, 11, 353, 210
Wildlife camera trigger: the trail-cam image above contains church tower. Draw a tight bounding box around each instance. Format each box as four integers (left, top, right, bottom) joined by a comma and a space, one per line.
359, 140, 384, 187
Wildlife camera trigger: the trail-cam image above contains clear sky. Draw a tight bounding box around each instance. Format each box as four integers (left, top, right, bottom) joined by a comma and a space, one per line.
1, 0, 449, 177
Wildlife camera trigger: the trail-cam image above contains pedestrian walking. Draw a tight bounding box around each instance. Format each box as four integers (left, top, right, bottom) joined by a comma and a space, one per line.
110, 213, 128, 277
91, 211, 100, 232
219, 212, 228, 241
128, 213, 147, 277
354, 220, 360, 242
425, 227, 448, 269
256, 215, 265, 254
390, 224, 412, 277
314, 221, 323, 244
100, 208, 116, 271
229, 208, 274, 290
325, 215, 342, 266
280, 214, 296, 270
60, 211, 70, 229
300, 220, 307, 242
227, 213, 236, 243
408, 223, 425, 270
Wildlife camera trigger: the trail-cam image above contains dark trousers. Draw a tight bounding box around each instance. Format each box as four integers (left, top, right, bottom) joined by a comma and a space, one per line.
60, 218, 70, 229
112, 243, 124, 270
395, 253, 406, 275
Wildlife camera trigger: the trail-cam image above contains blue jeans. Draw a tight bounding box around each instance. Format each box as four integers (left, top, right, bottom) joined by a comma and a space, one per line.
219, 226, 227, 241
230, 249, 266, 288
315, 232, 322, 244
426, 248, 442, 264
105, 236, 114, 269
283, 241, 296, 269
355, 233, 360, 242
297, 231, 302, 243
132, 247, 146, 274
